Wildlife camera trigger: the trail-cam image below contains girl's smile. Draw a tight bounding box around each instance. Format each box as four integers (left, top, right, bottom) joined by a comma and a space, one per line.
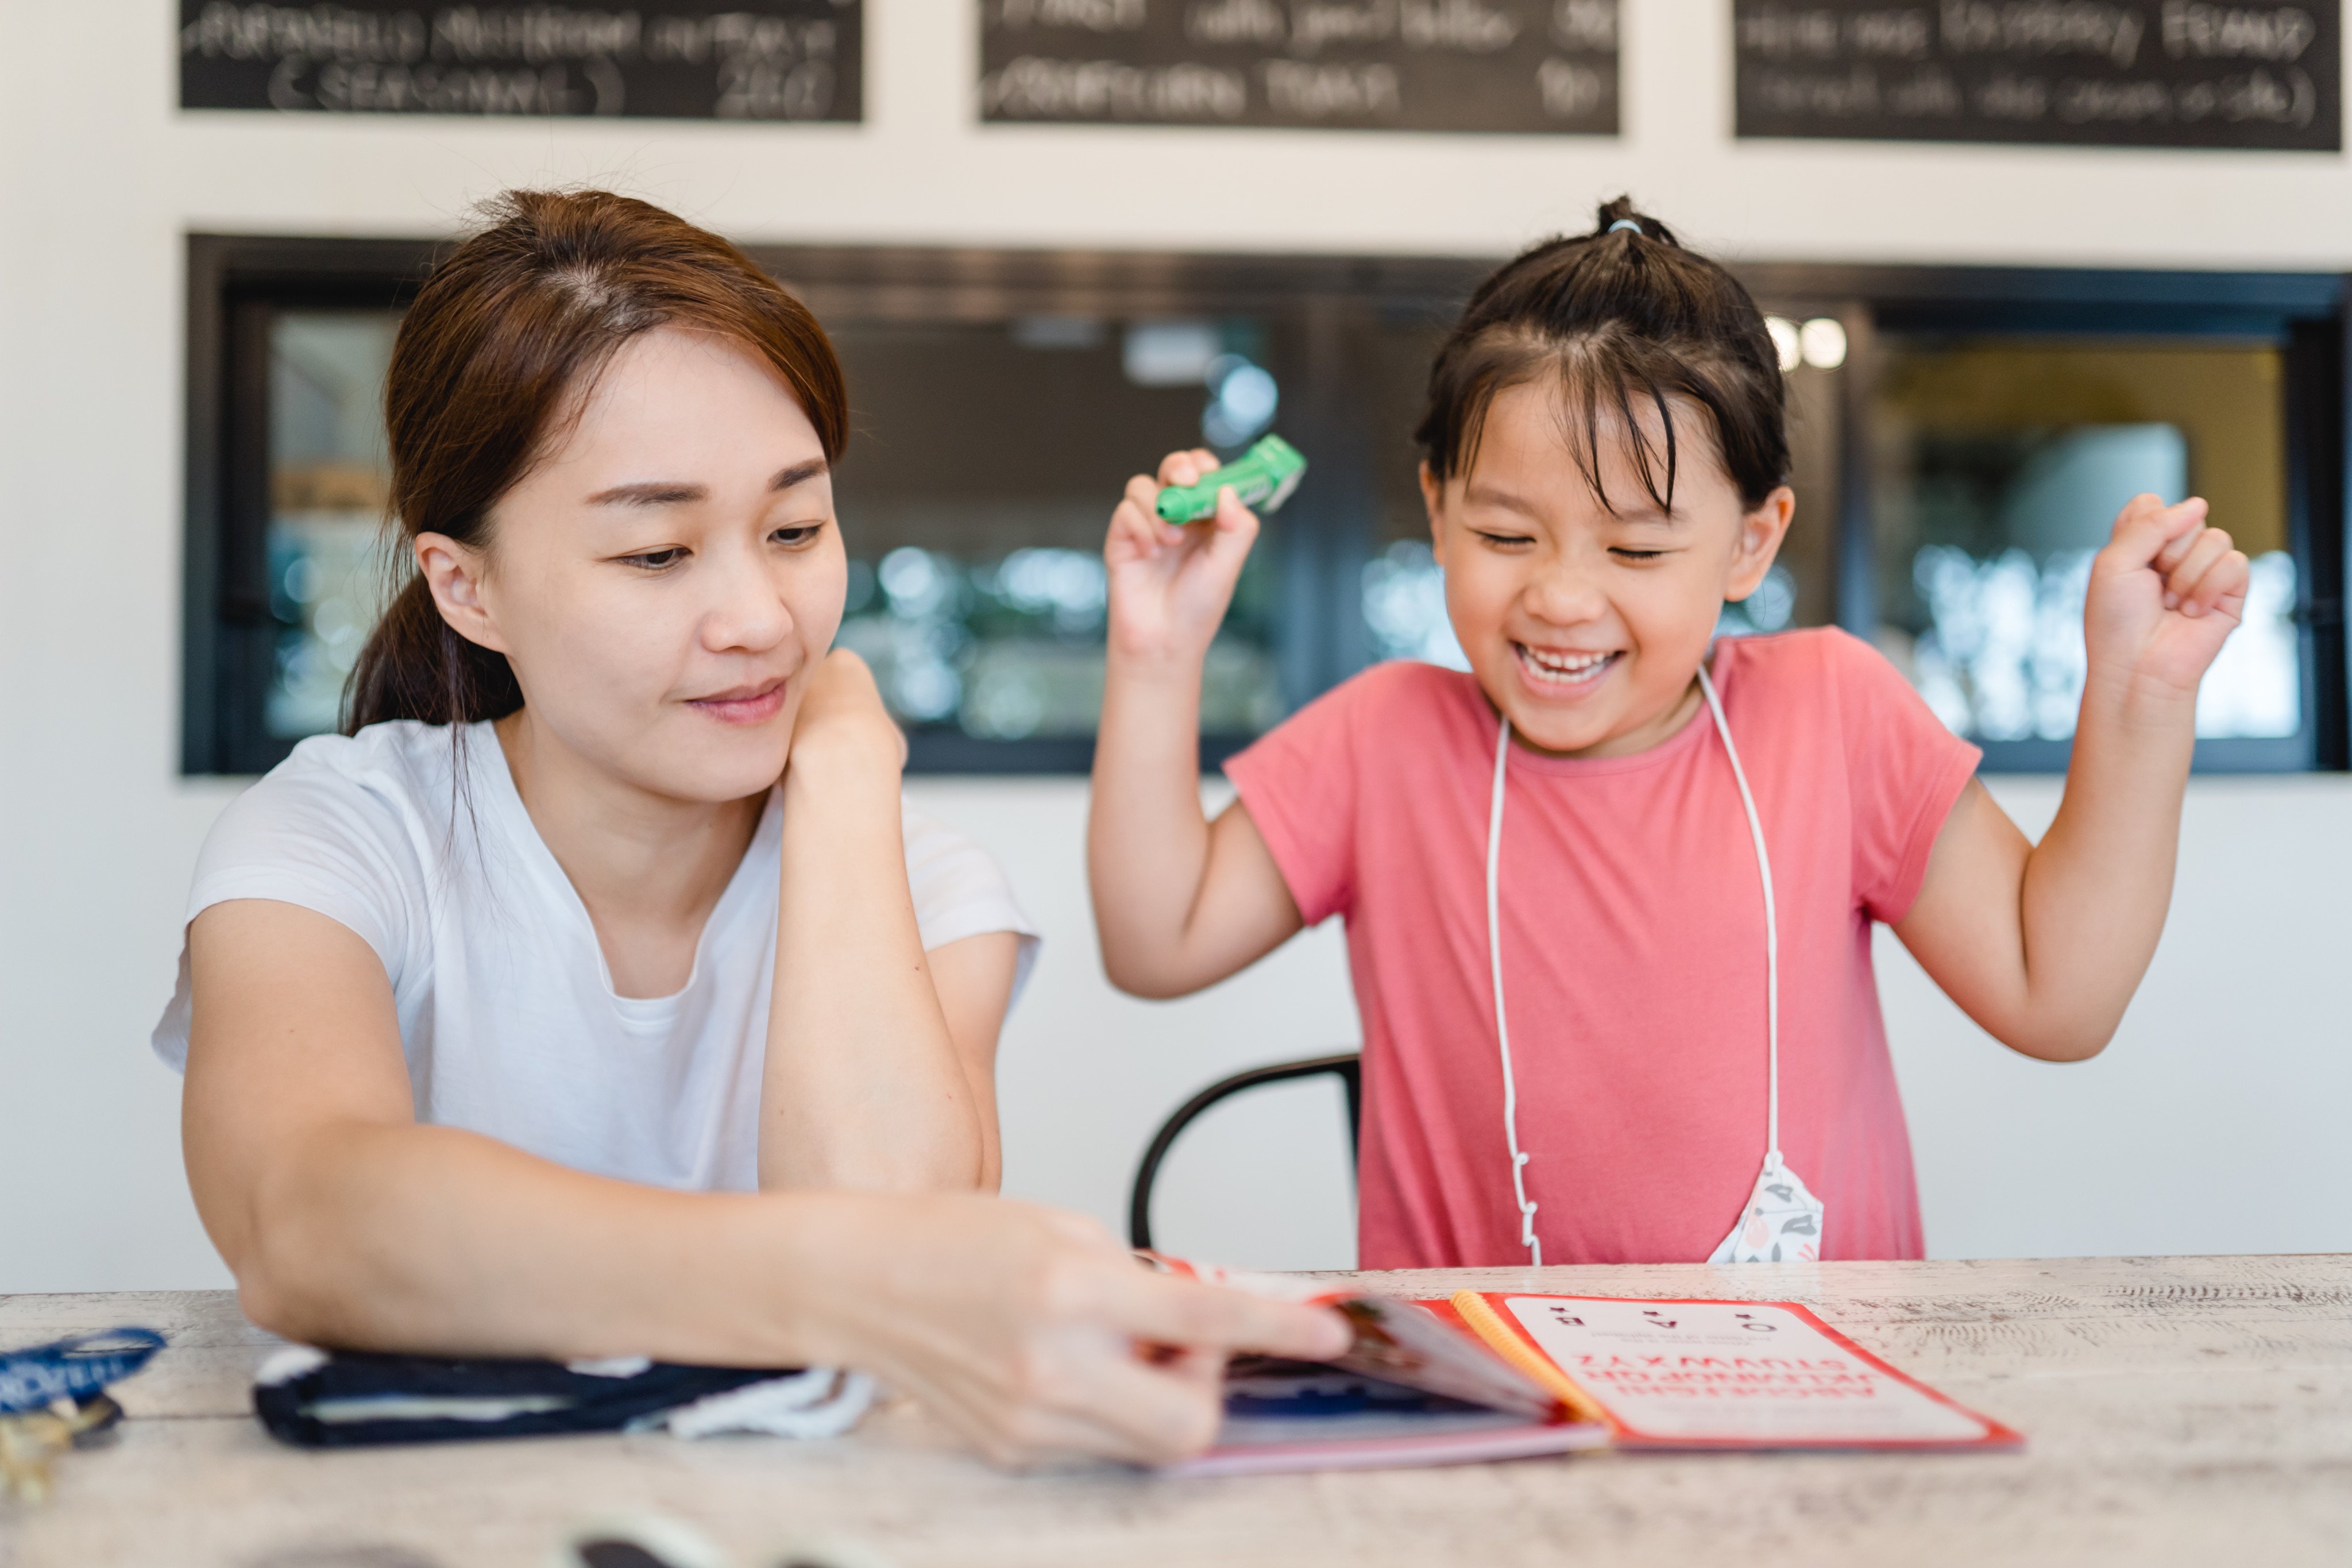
1512, 643, 1621, 693
1425, 380, 1795, 760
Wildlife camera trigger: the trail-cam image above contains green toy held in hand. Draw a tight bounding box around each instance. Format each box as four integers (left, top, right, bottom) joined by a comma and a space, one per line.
1154, 434, 1308, 523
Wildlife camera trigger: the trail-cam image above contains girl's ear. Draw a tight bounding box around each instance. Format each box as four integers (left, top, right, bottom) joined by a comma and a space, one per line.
1420, 459, 1446, 550
1724, 486, 1797, 604
414, 533, 512, 655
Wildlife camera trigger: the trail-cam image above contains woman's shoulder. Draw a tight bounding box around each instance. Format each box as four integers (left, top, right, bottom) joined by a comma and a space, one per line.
894, 803, 1041, 991
257, 720, 470, 798
206, 721, 478, 865
898, 804, 1014, 895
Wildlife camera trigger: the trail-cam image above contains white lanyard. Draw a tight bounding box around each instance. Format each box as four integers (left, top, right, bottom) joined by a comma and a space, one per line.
1485, 661, 1826, 1266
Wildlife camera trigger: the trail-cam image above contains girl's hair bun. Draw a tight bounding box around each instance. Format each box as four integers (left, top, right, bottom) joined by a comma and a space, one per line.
1594, 195, 1678, 246
1414, 195, 1787, 512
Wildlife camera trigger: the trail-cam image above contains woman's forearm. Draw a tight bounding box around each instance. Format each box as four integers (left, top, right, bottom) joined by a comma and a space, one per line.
186, 904, 1353, 1467
228, 1118, 1351, 1466
763, 735, 981, 1193
236, 1119, 850, 1364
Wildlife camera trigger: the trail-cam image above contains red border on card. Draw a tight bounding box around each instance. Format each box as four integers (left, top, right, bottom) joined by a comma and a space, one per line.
1430, 1293, 2025, 1451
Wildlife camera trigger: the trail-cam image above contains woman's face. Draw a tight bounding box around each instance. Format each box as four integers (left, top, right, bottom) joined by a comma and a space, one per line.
1425, 379, 1793, 758
420, 326, 846, 805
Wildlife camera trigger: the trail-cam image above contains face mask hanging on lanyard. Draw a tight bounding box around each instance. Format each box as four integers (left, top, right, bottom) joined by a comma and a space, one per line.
1485, 662, 1826, 1268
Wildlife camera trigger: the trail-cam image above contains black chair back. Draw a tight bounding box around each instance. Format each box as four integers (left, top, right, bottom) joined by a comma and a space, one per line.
1127, 1052, 1362, 1252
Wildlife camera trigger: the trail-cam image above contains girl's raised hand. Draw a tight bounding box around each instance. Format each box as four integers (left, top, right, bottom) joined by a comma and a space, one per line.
1104, 448, 1261, 669
2083, 493, 2249, 708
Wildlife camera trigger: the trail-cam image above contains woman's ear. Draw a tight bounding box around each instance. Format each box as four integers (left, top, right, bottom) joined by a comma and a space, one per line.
413, 534, 512, 655
1724, 486, 1797, 603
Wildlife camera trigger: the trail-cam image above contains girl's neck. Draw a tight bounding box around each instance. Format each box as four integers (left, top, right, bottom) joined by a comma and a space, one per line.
494, 709, 766, 997
1508, 673, 1709, 762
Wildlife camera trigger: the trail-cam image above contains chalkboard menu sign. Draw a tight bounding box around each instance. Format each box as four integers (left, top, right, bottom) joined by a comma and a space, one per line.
179, 2, 862, 120
978, 1, 1619, 135
1735, 0, 2338, 149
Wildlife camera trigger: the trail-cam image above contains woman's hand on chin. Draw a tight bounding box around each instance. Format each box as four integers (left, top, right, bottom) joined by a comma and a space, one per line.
787, 648, 907, 783
787, 1193, 1350, 1469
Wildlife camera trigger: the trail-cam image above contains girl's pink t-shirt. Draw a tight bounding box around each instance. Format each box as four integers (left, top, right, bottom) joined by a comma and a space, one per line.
1224, 627, 1980, 1268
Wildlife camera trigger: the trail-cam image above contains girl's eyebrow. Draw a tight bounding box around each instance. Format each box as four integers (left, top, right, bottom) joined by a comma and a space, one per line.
1464, 478, 1685, 527
585, 458, 827, 508
1462, 480, 1543, 516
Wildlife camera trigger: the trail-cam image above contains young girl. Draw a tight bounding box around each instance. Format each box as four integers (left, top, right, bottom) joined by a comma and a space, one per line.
1091, 199, 2249, 1269
158, 189, 1345, 1466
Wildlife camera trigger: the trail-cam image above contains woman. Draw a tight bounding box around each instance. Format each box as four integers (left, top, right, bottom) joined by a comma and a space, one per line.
157, 189, 1343, 1465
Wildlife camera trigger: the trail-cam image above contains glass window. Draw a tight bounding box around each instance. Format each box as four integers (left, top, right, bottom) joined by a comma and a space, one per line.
265, 311, 399, 740
190, 242, 2341, 777
825, 317, 1289, 756
1868, 339, 2299, 744
1360, 314, 1465, 668
249, 310, 1300, 760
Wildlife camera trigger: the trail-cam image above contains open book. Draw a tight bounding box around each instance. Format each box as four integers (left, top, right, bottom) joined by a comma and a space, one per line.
1150, 1260, 2022, 1476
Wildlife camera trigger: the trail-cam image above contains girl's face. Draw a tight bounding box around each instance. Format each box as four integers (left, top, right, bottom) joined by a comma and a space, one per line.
1424, 379, 1794, 759
418, 326, 846, 805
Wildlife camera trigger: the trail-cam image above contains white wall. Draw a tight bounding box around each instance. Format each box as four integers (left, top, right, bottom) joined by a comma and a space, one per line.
3, 1, 2349, 1292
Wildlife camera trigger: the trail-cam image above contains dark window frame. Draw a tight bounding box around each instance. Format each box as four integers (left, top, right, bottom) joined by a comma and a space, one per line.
1742, 262, 2349, 774
183, 235, 443, 775
185, 235, 2350, 776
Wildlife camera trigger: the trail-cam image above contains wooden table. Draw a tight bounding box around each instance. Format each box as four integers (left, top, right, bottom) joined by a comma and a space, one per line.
3, 1254, 2348, 1567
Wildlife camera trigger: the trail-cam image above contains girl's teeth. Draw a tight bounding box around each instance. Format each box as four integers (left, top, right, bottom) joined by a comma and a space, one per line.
1517, 646, 1615, 683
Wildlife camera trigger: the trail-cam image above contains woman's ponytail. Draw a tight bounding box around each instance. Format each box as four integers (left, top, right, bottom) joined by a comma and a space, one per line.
345, 576, 523, 732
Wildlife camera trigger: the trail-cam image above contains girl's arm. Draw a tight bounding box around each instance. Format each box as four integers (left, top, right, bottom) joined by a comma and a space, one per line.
183, 898, 1347, 1465
760, 650, 984, 1192
1090, 450, 1306, 999
1894, 495, 2248, 1061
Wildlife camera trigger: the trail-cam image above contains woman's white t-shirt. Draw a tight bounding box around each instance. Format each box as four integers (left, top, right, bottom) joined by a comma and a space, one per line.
152, 720, 1039, 1192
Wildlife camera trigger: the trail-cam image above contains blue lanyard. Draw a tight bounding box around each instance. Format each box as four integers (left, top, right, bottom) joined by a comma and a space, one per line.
0, 1328, 165, 1415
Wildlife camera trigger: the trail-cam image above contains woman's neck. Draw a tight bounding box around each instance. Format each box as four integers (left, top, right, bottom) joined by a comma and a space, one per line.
494, 709, 766, 998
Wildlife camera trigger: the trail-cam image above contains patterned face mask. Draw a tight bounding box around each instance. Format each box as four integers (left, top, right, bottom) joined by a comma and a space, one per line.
1486, 661, 1826, 1268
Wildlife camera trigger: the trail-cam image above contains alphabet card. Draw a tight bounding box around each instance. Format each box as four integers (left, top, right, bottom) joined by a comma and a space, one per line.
1444, 1292, 2022, 1450
1150, 1258, 2021, 1469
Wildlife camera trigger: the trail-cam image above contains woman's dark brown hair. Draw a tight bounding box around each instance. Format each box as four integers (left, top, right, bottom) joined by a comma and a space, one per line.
346, 188, 849, 732
1415, 196, 1789, 512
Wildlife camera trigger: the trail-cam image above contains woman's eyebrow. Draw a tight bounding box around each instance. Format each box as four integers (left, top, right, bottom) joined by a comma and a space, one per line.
586, 480, 705, 507
769, 457, 828, 492
585, 458, 827, 508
